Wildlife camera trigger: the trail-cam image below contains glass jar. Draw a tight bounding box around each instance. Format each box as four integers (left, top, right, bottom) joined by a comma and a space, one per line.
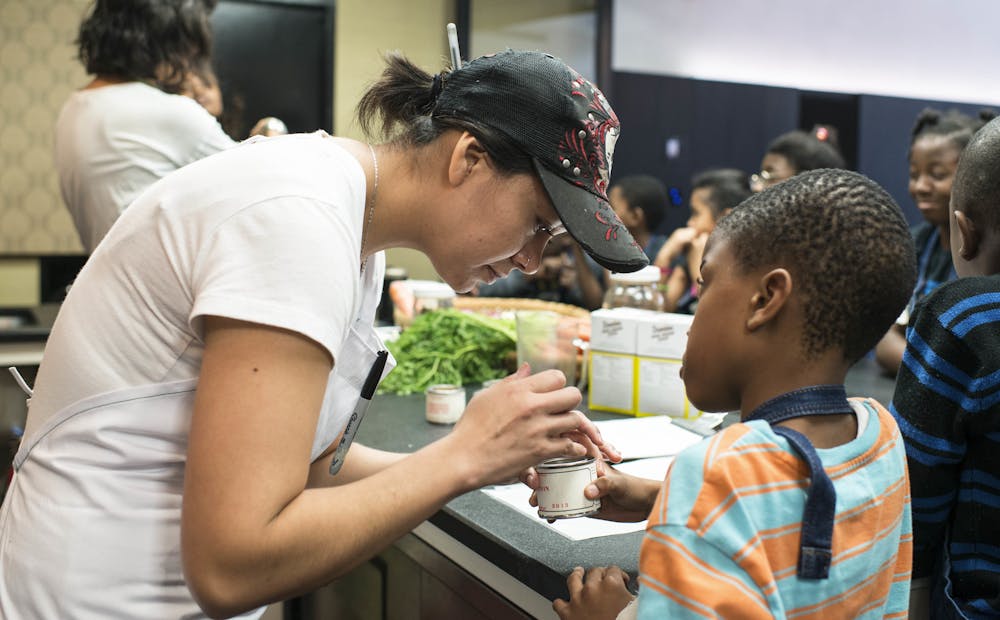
602, 265, 664, 311
410, 281, 456, 315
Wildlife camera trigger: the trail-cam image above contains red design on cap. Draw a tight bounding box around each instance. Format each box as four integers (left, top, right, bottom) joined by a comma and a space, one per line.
595, 210, 621, 242
557, 72, 620, 200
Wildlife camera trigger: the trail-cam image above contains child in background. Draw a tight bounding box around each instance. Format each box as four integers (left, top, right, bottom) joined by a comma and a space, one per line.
653, 168, 750, 313
608, 175, 671, 261
573, 175, 670, 309
551, 169, 917, 619
874, 108, 993, 375
891, 115, 1000, 618
749, 128, 845, 192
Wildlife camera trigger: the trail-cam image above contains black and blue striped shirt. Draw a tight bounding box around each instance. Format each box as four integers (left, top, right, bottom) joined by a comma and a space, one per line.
891, 275, 1000, 617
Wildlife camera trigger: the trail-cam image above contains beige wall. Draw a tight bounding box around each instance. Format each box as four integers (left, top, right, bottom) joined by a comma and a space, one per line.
335, 0, 452, 281
0, 0, 89, 255
0, 0, 449, 303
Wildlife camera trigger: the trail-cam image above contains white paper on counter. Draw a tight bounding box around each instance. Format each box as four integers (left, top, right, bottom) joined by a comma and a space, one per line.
593, 415, 705, 461
483, 457, 674, 541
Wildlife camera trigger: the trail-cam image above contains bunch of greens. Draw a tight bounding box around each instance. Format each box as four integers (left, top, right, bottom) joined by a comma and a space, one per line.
379, 309, 516, 395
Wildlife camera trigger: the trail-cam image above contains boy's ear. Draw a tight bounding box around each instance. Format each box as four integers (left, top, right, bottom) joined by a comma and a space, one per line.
954, 210, 980, 261
448, 132, 490, 187
746, 268, 792, 331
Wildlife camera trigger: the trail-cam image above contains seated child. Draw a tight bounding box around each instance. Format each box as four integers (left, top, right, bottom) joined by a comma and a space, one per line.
475, 233, 604, 309
874, 108, 994, 375
571, 175, 671, 310
750, 128, 846, 192
551, 169, 918, 619
654, 168, 751, 313
890, 115, 1000, 618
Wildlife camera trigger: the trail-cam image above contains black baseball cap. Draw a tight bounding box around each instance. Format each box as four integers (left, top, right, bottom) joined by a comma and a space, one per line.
432, 49, 649, 273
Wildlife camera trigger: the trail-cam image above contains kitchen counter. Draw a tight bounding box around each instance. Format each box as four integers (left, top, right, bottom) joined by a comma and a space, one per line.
332, 357, 898, 618
355, 393, 642, 616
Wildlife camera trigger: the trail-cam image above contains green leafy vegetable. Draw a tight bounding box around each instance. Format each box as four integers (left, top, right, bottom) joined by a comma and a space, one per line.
379, 309, 516, 395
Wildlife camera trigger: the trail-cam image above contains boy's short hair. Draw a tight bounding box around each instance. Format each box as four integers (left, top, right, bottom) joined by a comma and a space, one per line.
714, 169, 916, 362
953, 115, 1000, 234
612, 175, 668, 231
766, 130, 846, 173
691, 168, 752, 219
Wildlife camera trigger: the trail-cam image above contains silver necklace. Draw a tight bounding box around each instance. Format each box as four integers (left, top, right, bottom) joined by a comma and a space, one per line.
361, 144, 378, 267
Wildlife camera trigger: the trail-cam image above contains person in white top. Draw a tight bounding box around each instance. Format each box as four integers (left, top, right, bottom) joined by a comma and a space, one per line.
54, 0, 283, 254
0, 48, 649, 618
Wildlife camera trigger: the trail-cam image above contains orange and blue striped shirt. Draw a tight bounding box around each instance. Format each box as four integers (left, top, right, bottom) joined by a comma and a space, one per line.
637, 398, 912, 619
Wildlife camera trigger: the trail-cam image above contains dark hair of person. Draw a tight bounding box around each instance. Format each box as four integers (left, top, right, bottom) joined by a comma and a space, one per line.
76, 0, 214, 94
610, 175, 668, 231
356, 52, 533, 177
909, 107, 997, 154
766, 130, 846, 174
713, 169, 916, 362
952, 116, 1000, 234
691, 168, 752, 219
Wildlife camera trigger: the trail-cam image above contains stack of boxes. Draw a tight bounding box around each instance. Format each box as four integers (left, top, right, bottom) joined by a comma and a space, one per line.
588, 308, 702, 419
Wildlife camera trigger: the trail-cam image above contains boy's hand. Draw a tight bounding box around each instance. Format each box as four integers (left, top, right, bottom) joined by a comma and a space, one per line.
553, 566, 634, 620
655, 227, 698, 267
582, 463, 660, 522
527, 462, 658, 523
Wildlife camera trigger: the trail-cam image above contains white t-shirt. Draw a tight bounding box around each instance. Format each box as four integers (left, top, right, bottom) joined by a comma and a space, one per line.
1, 133, 390, 618
54, 81, 237, 253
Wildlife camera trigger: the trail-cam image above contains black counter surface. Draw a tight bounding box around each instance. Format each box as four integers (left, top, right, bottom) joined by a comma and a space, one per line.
355, 357, 897, 602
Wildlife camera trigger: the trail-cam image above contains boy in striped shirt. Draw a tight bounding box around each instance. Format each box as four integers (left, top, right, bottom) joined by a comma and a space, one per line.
891, 115, 1000, 619
554, 169, 917, 619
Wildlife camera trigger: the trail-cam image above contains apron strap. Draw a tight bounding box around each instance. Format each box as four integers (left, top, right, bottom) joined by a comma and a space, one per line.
745, 385, 851, 580
771, 425, 835, 579
8, 366, 33, 397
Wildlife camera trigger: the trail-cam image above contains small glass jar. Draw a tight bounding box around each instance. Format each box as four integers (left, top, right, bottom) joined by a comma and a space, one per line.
410, 281, 456, 315
602, 265, 664, 311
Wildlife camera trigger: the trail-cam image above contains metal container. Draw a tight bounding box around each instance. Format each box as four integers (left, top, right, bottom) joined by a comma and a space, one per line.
535, 456, 600, 519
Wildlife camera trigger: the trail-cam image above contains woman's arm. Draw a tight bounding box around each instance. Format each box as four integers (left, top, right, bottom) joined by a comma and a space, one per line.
182, 316, 599, 618
307, 443, 406, 488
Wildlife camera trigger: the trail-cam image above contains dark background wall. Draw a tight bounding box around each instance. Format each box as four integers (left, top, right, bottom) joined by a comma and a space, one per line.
609, 71, 996, 234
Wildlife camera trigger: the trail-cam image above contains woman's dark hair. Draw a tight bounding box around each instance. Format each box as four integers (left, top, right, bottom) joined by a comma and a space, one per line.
691, 168, 751, 219
909, 107, 997, 153
766, 130, 846, 174
356, 52, 533, 176
77, 0, 214, 94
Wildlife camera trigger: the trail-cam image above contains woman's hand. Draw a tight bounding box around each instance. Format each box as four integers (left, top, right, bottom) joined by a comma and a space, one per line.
447, 364, 613, 489
553, 566, 634, 620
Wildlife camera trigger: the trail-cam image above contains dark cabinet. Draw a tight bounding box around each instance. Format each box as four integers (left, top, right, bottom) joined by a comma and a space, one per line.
289, 533, 533, 620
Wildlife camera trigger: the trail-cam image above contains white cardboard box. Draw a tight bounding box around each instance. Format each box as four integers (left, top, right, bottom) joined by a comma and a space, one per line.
588, 351, 635, 413
635, 312, 693, 360
636, 357, 702, 419
589, 308, 649, 355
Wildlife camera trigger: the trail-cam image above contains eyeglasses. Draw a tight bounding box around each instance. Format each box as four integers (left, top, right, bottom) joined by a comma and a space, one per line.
536, 221, 567, 238
749, 170, 791, 193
